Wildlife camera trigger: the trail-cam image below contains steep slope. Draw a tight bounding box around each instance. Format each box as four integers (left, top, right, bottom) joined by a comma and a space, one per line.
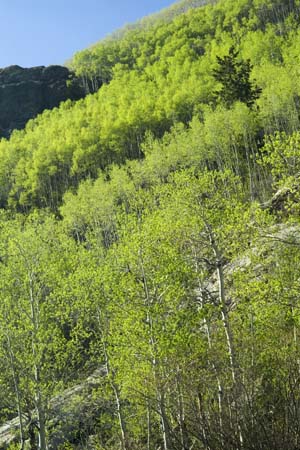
0, 0, 299, 211
1, 1, 300, 450
106, 0, 215, 38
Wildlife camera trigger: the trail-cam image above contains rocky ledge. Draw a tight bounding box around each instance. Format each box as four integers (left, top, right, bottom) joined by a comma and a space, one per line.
0, 65, 84, 138
0, 367, 108, 450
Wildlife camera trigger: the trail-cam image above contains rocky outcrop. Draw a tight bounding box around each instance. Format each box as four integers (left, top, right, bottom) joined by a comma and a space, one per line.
261, 185, 300, 216
0, 65, 85, 138
0, 367, 109, 450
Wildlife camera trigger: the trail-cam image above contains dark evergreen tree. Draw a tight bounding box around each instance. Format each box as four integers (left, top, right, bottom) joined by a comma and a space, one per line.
213, 47, 262, 108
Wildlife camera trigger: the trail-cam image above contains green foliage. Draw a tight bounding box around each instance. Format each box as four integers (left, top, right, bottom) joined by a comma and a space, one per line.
261, 131, 300, 186
58, 443, 75, 450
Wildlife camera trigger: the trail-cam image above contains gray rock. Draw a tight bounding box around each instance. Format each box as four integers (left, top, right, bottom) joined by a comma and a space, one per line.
0, 417, 20, 448
0, 65, 85, 138
0, 367, 109, 450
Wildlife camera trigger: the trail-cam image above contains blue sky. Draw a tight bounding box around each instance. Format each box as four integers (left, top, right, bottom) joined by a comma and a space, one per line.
1, 0, 176, 68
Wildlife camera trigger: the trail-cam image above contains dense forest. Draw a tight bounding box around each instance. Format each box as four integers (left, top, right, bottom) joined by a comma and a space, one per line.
1, 0, 300, 449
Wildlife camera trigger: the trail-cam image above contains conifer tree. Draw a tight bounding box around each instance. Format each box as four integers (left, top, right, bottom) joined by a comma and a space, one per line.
213, 47, 261, 108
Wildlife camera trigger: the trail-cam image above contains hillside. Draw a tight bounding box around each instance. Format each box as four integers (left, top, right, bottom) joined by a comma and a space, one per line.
1, 0, 300, 449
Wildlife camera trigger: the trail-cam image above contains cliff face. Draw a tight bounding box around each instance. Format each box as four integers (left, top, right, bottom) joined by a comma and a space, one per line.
0, 65, 84, 138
